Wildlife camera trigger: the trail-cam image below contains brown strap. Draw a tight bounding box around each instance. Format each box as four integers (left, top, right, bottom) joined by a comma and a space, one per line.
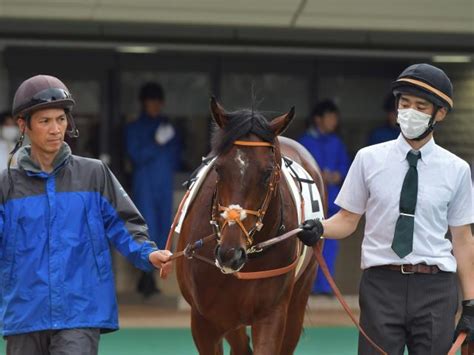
234, 140, 273, 147
313, 242, 388, 355
234, 241, 301, 280
218, 205, 261, 217
219, 217, 254, 247
376, 264, 440, 274
160, 189, 191, 278
448, 332, 467, 355
167, 233, 217, 261
168, 238, 301, 280
396, 78, 454, 108
251, 228, 302, 250
235, 219, 253, 246
192, 253, 218, 268
164, 189, 191, 251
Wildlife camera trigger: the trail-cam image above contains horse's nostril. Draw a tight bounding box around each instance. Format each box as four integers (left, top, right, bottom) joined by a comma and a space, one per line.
216, 246, 247, 270
234, 248, 242, 259
235, 248, 246, 261
231, 248, 248, 270
215, 246, 234, 263
225, 248, 236, 259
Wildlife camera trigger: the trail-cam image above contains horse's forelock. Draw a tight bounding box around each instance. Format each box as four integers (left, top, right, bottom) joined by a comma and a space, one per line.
210, 109, 274, 155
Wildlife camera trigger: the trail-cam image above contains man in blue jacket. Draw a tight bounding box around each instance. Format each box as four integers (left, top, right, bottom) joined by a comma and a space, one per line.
1, 75, 172, 355
126, 82, 180, 297
298, 100, 350, 295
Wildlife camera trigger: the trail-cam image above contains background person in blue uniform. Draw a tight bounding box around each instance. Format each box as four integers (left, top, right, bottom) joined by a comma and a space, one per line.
126, 82, 181, 297
367, 94, 400, 145
298, 99, 350, 295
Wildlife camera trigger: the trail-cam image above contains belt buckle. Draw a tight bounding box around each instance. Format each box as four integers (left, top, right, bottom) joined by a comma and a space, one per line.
401, 265, 415, 274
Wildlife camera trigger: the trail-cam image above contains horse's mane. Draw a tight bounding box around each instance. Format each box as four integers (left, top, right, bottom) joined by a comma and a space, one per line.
211, 109, 274, 155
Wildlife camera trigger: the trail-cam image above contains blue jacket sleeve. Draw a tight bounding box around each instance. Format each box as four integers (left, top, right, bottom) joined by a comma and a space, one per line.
99, 162, 158, 271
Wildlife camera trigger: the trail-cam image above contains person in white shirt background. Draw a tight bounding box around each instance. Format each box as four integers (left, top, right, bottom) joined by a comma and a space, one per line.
0, 111, 19, 170
298, 63, 474, 355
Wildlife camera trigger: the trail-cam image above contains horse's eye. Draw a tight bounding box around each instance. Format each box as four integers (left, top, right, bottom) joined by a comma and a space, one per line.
262, 169, 273, 184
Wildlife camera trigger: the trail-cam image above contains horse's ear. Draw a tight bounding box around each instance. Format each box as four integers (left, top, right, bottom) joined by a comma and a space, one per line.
269, 107, 295, 136
210, 96, 228, 128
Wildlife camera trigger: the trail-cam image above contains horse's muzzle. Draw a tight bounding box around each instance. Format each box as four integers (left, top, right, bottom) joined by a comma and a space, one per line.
215, 245, 248, 273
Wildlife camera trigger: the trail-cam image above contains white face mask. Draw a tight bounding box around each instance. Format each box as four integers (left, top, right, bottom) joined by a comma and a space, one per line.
1, 126, 19, 142
397, 108, 432, 139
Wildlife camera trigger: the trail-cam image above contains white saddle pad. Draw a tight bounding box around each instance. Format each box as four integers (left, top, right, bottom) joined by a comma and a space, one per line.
175, 157, 216, 234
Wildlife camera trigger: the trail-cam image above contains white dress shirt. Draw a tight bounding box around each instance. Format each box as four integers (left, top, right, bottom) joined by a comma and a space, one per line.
335, 135, 474, 272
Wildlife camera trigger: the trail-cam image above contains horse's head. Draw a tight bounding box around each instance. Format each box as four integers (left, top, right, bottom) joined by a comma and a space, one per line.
209, 97, 295, 273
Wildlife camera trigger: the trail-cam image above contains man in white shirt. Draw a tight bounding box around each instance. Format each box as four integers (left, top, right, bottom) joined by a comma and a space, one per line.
298, 63, 474, 354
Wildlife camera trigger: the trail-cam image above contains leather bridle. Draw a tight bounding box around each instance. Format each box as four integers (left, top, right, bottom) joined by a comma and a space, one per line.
210, 140, 281, 249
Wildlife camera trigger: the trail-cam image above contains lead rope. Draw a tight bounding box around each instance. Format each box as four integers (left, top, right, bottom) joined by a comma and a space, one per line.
312, 242, 387, 355
448, 332, 468, 355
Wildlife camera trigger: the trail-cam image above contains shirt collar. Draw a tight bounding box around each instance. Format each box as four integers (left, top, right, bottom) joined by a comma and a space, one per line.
17, 142, 72, 175
395, 134, 435, 165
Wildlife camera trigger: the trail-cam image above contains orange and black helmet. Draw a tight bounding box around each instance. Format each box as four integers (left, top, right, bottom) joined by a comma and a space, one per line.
391, 63, 453, 111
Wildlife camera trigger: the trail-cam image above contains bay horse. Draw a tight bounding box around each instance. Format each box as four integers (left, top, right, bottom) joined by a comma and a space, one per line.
175, 98, 326, 355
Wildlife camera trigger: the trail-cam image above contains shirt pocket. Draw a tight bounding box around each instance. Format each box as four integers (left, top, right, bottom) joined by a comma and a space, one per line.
418, 185, 450, 220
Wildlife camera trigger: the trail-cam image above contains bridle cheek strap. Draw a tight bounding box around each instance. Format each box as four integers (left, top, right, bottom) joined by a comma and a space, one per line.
216, 161, 280, 247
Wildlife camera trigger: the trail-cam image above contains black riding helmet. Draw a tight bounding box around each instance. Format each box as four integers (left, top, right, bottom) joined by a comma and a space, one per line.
391, 63, 454, 111
391, 64, 453, 140
12, 74, 79, 138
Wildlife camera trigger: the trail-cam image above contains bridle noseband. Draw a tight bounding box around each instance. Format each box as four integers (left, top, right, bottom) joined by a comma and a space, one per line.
211, 140, 281, 248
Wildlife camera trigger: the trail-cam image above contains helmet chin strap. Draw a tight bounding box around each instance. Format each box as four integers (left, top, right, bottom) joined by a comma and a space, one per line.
6, 125, 26, 199
9, 113, 28, 160
65, 109, 79, 138
412, 106, 439, 141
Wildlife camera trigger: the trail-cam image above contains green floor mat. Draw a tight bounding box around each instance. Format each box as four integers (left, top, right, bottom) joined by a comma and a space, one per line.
0, 327, 356, 355
0, 327, 461, 354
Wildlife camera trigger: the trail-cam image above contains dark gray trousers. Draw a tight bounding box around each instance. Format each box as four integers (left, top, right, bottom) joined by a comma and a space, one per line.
5, 328, 100, 355
358, 268, 458, 355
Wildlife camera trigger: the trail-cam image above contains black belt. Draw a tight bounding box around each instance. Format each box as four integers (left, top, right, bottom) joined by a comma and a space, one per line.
373, 264, 443, 274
